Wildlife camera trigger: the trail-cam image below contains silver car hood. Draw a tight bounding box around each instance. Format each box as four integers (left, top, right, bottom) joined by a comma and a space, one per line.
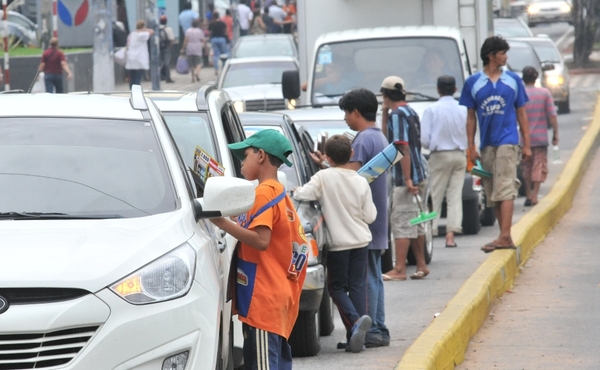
224, 84, 284, 101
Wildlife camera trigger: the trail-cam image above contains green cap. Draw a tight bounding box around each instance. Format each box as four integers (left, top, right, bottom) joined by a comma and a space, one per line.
228, 129, 294, 167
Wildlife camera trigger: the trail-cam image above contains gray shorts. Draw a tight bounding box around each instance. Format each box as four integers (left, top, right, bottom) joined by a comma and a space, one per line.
481, 145, 520, 207
390, 180, 428, 239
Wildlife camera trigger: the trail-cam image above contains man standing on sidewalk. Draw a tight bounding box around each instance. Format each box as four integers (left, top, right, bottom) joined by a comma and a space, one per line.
38, 37, 73, 93
237, 0, 253, 36
159, 15, 175, 83
421, 75, 467, 248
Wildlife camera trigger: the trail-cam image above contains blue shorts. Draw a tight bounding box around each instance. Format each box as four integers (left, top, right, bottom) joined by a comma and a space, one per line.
242, 323, 292, 370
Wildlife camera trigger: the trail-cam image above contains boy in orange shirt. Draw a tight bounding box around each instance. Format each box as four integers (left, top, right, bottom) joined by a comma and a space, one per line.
210, 129, 308, 370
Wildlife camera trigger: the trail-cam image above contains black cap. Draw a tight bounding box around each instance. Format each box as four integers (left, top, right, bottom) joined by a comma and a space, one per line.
437, 75, 456, 90
522, 66, 539, 82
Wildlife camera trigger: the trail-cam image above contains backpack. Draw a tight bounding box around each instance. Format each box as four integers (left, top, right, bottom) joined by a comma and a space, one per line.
159, 28, 169, 51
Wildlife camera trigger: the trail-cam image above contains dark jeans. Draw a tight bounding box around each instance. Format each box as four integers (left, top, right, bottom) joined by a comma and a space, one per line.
160, 48, 172, 81
240, 29, 249, 36
327, 245, 369, 340
44, 73, 64, 93
128, 69, 144, 88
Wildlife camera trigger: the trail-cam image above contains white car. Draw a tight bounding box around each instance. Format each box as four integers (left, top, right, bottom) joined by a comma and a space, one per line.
217, 56, 299, 112
527, 0, 572, 26
0, 87, 254, 370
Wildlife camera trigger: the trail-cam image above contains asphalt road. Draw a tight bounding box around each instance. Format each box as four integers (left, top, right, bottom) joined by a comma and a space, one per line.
292, 50, 600, 370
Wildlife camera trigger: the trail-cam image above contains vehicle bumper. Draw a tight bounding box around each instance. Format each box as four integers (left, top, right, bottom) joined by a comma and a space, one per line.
546, 85, 569, 103
0, 283, 220, 369
299, 264, 325, 311
529, 13, 571, 24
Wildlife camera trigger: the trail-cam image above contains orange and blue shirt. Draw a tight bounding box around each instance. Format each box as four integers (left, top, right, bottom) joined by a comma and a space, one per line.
235, 179, 308, 339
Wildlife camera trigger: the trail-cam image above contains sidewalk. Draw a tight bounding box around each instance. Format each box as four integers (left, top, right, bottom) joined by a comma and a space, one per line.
115, 63, 220, 92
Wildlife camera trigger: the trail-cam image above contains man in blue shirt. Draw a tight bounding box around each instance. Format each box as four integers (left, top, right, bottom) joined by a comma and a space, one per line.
459, 36, 531, 253
178, 3, 199, 34
380, 76, 429, 281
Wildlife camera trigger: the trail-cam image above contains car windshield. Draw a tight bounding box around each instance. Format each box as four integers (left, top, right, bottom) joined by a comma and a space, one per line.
528, 41, 562, 63
222, 61, 298, 88
160, 112, 219, 171
293, 120, 355, 143
0, 118, 176, 218
234, 38, 296, 58
311, 37, 464, 105
494, 19, 532, 38
243, 125, 301, 189
507, 43, 541, 72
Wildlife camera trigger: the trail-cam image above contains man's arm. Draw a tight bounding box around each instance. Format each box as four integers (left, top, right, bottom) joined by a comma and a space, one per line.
516, 106, 531, 160
549, 115, 559, 145
61, 60, 73, 80
466, 108, 478, 164
381, 103, 389, 140
210, 218, 272, 251
420, 107, 432, 150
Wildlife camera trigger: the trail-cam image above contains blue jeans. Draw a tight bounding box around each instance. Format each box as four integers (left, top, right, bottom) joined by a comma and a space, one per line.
128, 69, 144, 88
242, 324, 292, 370
366, 249, 388, 340
327, 246, 368, 340
44, 73, 64, 93
210, 37, 229, 72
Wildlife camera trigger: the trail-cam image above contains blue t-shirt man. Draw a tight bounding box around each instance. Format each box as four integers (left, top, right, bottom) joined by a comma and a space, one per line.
179, 8, 199, 34
459, 69, 528, 149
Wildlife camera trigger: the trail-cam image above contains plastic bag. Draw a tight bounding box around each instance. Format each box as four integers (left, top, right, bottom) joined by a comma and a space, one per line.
176, 55, 189, 74
31, 72, 46, 93
114, 47, 127, 66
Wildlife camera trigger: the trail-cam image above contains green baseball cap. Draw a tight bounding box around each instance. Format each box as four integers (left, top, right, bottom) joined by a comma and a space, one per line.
228, 129, 294, 167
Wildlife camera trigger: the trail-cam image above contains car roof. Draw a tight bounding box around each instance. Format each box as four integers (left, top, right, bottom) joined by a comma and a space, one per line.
278, 107, 346, 123
235, 34, 294, 41
316, 26, 463, 45
238, 111, 286, 126
510, 36, 557, 46
0, 93, 146, 119
226, 56, 299, 65
142, 86, 226, 112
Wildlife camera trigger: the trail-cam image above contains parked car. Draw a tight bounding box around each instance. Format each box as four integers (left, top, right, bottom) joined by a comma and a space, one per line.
238, 111, 334, 357
526, 0, 572, 26
0, 86, 254, 370
493, 17, 535, 38
505, 39, 555, 85
218, 56, 299, 112
514, 36, 570, 113
0, 10, 38, 47
230, 34, 299, 59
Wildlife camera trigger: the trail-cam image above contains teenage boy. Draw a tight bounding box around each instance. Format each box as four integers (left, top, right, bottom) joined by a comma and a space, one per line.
294, 134, 375, 353
210, 129, 309, 369
459, 35, 531, 253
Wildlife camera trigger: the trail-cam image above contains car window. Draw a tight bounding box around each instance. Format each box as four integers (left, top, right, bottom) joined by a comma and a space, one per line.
221, 105, 245, 177
507, 43, 541, 72
222, 61, 298, 88
494, 18, 533, 38
234, 39, 296, 58
529, 41, 562, 63
0, 118, 176, 218
9, 14, 34, 29
161, 112, 218, 171
294, 120, 355, 143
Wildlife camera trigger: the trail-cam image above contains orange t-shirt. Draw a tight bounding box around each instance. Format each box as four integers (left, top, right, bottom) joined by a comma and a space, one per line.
235, 179, 308, 339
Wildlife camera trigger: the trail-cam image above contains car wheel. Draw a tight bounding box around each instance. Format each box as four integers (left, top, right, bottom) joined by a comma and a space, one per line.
480, 191, 496, 226
288, 310, 320, 357
319, 286, 335, 336
558, 96, 570, 114
462, 198, 481, 235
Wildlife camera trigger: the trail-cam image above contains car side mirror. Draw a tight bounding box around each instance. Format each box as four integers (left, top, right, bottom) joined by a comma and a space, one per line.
194, 177, 255, 221
541, 63, 555, 72
282, 70, 300, 100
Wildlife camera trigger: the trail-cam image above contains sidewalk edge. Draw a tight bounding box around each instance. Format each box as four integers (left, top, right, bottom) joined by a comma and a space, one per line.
396, 93, 600, 370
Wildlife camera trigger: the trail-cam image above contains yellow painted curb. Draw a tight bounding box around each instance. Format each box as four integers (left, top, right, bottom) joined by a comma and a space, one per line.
396, 94, 600, 370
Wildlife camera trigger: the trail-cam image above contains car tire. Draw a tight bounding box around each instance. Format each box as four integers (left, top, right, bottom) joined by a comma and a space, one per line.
480, 192, 496, 227
462, 198, 481, 235
558, 96, 570, 114
288, 310, 320, 357
319, 286, 335, 336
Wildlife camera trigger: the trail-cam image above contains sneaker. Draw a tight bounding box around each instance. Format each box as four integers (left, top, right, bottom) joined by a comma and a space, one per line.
364, 333, 383, 348
349, 315, 372, 353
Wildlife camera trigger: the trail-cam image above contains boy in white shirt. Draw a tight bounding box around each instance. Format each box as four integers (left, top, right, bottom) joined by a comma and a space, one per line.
293, 135, 375, 353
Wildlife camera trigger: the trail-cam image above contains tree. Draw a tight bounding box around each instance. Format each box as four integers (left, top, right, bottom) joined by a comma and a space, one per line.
572, 0, 600, 66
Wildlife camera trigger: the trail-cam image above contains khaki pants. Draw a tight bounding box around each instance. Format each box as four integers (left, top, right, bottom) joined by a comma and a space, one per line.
481, 145, 520, 207
429, 150, 466, 234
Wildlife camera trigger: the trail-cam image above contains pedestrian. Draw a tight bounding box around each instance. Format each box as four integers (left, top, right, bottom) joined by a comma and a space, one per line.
208, 12, 230, 75
125, 20, 154, 89
181, 18, 205, 83
459, 35, 531, 253
520, 66, 558, 206
380, 76, 430, 281
281, 0, 296, 34
38, 37, 73, 94
178, 2, 198, 34
222, 9, 234, 44
311, 88, 391, 348
237, 0, 254, 36
293, 134, 375, 353
209, 129, 308, 370
249, 7, 267, 35
420, 75, 467, 248
267, 2, 287, 33
158, 15, 175, 83
205, 3, 215, 22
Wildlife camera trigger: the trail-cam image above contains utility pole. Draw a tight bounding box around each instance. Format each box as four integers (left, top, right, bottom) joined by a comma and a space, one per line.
92, 0, 114, 91
138, 0, 160, 91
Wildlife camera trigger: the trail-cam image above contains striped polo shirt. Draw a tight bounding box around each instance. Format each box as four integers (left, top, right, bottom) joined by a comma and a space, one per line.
459, 70, 529, 149
524, 86, 557, 147
387, 103, 426, 186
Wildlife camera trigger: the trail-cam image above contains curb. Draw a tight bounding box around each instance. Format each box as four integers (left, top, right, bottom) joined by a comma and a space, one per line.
396, 94, 600, 370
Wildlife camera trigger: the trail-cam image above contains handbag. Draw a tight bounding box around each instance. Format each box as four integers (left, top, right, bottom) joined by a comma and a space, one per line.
176, 55, 190, 74
114, 47, 127, 66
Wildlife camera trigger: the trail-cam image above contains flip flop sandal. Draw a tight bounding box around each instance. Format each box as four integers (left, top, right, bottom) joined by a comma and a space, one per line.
410, 271, 428, 280
382, 273, 406, 281
481, 243, 517, 253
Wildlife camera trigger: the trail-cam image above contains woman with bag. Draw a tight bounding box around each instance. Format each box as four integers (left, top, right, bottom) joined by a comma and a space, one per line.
181, 18, 205, 82
125, 20, 154, 89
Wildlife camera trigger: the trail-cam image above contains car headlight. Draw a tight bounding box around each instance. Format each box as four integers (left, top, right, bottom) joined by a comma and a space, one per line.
560, 3, 571, 13
546, 75, 564, 87
110, 244, 196, 304
528, 5, 540, 14
233, 100, 245, 113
